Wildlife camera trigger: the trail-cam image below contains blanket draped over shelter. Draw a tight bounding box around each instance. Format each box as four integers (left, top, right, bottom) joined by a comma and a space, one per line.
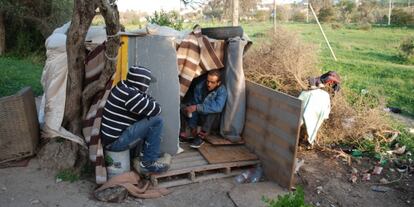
219, 36, 251, 141
298, 89, 331, 144
177, 26, 225, 97
82, 44, 112, 184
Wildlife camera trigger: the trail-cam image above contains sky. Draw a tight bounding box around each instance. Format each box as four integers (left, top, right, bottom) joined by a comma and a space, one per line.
117, 0, 181, 13
116, 0, 296, 13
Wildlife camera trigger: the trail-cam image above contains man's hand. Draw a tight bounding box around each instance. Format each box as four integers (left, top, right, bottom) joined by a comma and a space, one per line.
185, 105, 197, 113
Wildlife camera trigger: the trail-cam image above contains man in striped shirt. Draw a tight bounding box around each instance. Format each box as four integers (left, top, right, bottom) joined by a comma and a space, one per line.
100, 66, 169, 174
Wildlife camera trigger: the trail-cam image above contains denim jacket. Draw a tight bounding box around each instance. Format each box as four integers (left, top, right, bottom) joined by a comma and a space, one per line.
193, 80, 227, 114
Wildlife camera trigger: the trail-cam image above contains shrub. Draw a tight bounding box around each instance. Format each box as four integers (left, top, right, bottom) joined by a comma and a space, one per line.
292, 11, 306, 22
399, 36, 414, 63
146, 10, 183, 30
357, 22, 372, 31
244, 28, 319, 96
244, 27, 391, 145
331, 22, 343, 30
254, 10, 271, 22
318, 7, 336, 23
391, 8, 414, 26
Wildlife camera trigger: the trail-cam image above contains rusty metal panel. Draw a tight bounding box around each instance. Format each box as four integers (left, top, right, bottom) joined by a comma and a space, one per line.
243, 81, 302, 189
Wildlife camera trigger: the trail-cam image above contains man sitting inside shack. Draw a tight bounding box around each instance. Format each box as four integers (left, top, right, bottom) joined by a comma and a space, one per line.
100, 65, 169, 174
180, 69, 228, 148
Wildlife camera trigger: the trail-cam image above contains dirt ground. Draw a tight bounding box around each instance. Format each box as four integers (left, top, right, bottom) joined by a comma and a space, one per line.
0, 148, 412, 207
0, 157, 237, 207
297, 149, 413, 207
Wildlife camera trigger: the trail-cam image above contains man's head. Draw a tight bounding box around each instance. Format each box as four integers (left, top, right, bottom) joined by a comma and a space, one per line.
126, 65, 156, 92
206, 69, 222, 91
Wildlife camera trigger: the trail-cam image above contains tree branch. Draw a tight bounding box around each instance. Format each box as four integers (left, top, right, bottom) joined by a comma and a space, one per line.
81, 0, 120, 119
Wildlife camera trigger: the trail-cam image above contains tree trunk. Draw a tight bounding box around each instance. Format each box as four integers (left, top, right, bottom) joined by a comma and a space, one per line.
0, 11, 5, 55
82, 0, 120, 118
64, 0, 98, 135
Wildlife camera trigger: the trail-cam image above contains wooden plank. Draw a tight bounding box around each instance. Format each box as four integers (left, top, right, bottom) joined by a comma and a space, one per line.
173, 151, 200, 160
246, 81, 302, 110
170, 160, 208, 171
205, 134, 245, 145
157, 179, 193, 188
198, 144, 258, 164
171, 155, 205, 165
245, 111, 295, 146
152, 160, 260, 178
243, 81, 302, 189
156, 170, 244, 188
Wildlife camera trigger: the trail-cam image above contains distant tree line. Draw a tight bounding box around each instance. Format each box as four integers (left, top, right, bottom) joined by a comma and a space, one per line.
0, 0, 73, 56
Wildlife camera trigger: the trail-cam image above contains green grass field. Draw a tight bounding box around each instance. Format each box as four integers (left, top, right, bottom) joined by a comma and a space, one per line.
234, 22, 414, 115
0, 56, 43, 97
1, 22, 413, 115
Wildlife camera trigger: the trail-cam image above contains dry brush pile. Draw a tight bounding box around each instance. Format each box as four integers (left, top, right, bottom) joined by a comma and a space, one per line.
244, 28, 391, 145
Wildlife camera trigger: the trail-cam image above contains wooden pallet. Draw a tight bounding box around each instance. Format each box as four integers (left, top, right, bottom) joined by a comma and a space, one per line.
205, 134, 245, 145
198, 143, 258, 164
150, 144, 260, 188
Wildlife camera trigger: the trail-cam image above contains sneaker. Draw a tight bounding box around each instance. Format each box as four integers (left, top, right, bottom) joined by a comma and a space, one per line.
139, 161, 169, 174
179, 132, 194, 143
190, 137, 205, 148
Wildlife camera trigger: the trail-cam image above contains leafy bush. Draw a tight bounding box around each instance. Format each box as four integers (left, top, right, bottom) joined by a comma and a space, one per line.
254, 10, 271, 22
146, 10, 183, 30
391, 8, 414, 26
263, 187, 311, 207
357, 22, 372, 31
399, 36, 414, 63
292, 11, 306, 22
337, 0, 356, 23
331, 22, 343, 30
318, 7, 336, 23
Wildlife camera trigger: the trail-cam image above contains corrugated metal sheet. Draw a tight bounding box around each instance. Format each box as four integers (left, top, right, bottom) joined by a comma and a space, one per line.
127, 35, 180, 155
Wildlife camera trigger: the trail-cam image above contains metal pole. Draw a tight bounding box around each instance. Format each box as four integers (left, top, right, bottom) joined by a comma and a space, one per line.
309, 3, 337, 61
388, 0, 392, 25
273, 0, 277, 32
306, 1, 309, 23
232, 0, 239, 26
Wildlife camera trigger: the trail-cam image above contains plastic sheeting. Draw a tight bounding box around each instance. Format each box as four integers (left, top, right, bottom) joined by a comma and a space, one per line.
38, 22, 107, 147
39, 32, 86, 147
298, 89, 331, 144
220, 36, 252, 142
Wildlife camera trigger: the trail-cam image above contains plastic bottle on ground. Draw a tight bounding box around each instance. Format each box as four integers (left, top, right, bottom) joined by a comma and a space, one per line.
235, 169, 253, 184
249, 166, 263, 183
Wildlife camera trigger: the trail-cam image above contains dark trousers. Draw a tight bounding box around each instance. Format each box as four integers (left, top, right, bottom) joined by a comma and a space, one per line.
106, 116, 163, 162
180, 110, 220, 134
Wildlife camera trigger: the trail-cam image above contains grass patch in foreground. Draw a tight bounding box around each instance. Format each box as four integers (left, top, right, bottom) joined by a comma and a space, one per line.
263, 187, 311, 207
0, 56, 43, 97
56, 169, 80, 183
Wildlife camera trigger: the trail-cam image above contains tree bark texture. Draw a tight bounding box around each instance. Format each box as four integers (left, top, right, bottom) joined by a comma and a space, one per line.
82, 1, 120, 118
0, 11, 5, 55
64, 0, 98, 135
64, 0, 120, 135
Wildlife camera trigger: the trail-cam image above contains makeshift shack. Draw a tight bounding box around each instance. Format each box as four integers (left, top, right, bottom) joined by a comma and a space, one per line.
40, 24, 303, 190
